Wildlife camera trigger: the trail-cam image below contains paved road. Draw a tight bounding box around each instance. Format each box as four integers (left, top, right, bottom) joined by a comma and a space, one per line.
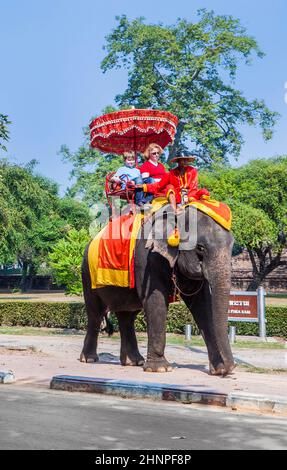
0, 386, 286, 450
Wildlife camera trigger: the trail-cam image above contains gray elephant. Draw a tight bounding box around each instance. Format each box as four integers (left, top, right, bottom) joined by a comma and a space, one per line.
80, 205, 235, 376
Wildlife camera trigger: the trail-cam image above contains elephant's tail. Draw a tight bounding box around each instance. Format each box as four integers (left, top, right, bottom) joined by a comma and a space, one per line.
101, 308, 114, 336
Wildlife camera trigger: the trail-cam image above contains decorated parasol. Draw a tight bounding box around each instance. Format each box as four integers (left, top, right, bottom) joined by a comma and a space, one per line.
89, 108, 178, 159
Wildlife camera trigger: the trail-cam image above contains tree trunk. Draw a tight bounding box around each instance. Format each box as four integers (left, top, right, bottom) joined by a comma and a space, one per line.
27, 264, 36, 291
247, 274, 264, 291
20, 261, 29, 292
247, 247, 286, 291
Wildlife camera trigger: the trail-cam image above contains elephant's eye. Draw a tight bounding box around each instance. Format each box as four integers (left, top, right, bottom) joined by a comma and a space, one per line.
196, 244, 205, 252
196, 244, 205, 258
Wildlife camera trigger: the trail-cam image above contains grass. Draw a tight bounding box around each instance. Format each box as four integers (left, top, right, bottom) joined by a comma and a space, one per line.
230, 341, 285, 350
266, 293, 287, 298
237, 364, 287, 374
164, 334, 286, 350
0, 326, 85, 336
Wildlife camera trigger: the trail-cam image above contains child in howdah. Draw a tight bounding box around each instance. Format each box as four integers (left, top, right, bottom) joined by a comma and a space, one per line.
110, 152, 148, 206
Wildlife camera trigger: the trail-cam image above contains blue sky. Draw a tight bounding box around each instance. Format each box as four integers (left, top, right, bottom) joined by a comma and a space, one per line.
1, 0, 287, 194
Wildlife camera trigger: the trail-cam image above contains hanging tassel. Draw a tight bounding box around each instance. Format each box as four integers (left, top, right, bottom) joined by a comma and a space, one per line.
167, 227, 180, 247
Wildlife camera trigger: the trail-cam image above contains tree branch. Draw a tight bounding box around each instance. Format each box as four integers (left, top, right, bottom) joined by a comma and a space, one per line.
153, 65, 177, 89
253, 248, 285, 278
153, 64, 201, 90
190, 68, 201, 81
215, 119, 229, 136
247, 248, 259, 275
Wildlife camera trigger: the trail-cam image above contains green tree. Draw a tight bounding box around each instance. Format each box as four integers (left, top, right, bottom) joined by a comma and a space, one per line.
200, 157, 287, 289
101, 11, 278, 164
61, 142, 123, 207
0, 162, 20, 262
57, 197, 93, 231
48, 228, 91, 295
0, 160, 91, 291
0, 114, 10, 152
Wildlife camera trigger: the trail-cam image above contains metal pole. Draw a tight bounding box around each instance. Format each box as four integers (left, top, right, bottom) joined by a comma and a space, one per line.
229, 326, 236, 344
185, 324, 192, 341
258, 286, 266, 340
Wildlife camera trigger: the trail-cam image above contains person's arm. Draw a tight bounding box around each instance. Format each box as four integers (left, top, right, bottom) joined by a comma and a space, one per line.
142, 172, 170, 193
188, 168, 210, 199
195, 188, 210, 198
110, 168, 123, 183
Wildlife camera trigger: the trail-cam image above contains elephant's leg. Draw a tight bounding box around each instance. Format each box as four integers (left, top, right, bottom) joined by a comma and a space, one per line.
116, 311, 145, 366
80, 290, 106, 363
143, 290, 172, 373
182, 282, 235, 376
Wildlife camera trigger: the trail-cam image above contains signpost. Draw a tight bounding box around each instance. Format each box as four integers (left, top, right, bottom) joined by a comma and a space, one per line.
228, 287, 266, 339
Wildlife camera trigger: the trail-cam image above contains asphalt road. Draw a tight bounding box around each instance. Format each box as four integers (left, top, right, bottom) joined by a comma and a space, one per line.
0, 386, 286, 450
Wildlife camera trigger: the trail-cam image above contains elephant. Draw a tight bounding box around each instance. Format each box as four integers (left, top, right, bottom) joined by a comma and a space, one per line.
80, 204, 235, 376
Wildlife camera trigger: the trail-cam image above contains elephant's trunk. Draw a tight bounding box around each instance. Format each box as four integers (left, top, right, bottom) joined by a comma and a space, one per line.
206, 256, 235, 375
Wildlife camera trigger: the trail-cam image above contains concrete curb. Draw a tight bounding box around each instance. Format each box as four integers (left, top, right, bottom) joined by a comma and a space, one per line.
0, 371, 16, 384
50, 375, 227, 406
227, 392, 287, 414
50, 375, 287, 415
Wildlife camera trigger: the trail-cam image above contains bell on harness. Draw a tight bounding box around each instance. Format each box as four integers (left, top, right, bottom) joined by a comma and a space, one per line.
180, 188, 189, 205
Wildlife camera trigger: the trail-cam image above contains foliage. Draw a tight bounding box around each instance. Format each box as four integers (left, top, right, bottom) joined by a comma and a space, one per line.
0, 302, 87, 329
61, 143, 123, 206
0, 160, 91, 290
231, 204, 277, 249
0, 301, 286, 338
101, 11, 278, 164
56, 197, 92, 231
0, 114, 10, 152
48, 228, 91, 295
200, 157, 287, 289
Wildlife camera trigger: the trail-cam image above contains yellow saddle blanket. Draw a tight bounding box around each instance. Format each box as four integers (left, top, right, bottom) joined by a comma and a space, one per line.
186, 196, 231, 231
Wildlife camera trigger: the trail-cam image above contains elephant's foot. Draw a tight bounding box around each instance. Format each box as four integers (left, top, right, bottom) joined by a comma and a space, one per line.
209, 362, 236, 377
143, 357, 173, 373
80, 351, 99, 363
121, 352, 145, 367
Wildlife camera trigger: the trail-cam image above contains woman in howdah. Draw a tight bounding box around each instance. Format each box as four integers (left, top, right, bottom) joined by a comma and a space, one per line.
140, 143, 176, 209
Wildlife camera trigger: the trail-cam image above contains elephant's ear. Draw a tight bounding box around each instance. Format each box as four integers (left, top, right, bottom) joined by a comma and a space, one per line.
145, 210, 178, 268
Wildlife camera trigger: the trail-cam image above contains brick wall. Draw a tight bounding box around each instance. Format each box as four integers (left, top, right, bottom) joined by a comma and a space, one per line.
231, 249, 287, 291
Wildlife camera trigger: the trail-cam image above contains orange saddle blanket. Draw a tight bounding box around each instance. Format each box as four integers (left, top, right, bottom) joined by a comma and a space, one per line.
88, 213, 143, 290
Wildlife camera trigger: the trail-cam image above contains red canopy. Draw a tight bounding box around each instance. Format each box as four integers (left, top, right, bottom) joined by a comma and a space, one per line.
89, 108, 178, 155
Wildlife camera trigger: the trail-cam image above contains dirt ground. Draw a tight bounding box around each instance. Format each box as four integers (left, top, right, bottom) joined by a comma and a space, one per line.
265, 297, 287, 307
0, 333, 286, 398
0, 292, 82, 302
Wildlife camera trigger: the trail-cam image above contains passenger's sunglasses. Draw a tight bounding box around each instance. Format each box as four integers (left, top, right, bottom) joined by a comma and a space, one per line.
151, 151, 160, 155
